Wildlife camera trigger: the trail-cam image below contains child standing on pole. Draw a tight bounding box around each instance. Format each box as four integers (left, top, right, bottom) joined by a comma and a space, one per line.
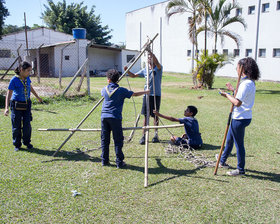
101, 69, 149, 168
4, 61, 42, 151
218, 57, 260, 176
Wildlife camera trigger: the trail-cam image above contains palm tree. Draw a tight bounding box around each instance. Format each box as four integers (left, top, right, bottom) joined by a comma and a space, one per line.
197, 0, 246, 52
166, 0, 203, 73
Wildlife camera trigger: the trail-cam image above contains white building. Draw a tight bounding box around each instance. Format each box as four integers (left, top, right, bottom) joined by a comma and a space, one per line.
126, 0, 280, 81
0, 27, 141, 77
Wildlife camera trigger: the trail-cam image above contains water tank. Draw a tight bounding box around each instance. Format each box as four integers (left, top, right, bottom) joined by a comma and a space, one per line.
72, 28, 86, 39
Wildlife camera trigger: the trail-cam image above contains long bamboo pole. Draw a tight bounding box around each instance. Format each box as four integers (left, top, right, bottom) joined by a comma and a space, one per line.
38, 124, 184, 132
52, 33, 159, 156
214, 66, 243, 175
127, 113, 141, 142
144, 43, 150, 188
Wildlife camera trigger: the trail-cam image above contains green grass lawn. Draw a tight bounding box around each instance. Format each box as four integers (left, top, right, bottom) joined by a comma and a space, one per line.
0, 73, 280, 223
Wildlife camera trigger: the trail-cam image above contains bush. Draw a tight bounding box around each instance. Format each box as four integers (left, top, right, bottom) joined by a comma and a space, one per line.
194, 51, 231, 89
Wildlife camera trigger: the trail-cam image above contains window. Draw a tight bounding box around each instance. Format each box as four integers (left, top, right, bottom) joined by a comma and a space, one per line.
212, 49, 218, 54
0, 49, 11, 58
277, 1, 280, 10
259, 49, 266, 57
262, 3, 269, 12
273, 48, 280, 57
126, 55, 135, 63
248, 6, 255, 14
223, 49, 228, 55
234, 49, 240, 57
65, 55, 70, 60
195, 50, 199, 56
187, 50, 191, 57
236, 8, 242, 16
246, 49, 253, 57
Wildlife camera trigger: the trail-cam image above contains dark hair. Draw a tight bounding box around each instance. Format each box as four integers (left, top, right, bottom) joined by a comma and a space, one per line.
186, 105, 198, 117
238, 57, 260, 81
14, 61, 32, 75
106, 69, 120, 83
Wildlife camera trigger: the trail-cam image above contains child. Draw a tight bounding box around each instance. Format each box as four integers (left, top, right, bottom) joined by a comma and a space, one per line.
218, 57, 260, 176
101, 69, 150, 168
4, 61, 42, 151
153, 105, 203, 149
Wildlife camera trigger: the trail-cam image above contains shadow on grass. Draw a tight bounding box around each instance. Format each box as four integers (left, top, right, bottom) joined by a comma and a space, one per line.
245, 169, 280, 183
122, 158, 228, 187
256, 89, 280, 95
20, 147, 101, 163
201, 143, 220, 151
32, 108, 58, 114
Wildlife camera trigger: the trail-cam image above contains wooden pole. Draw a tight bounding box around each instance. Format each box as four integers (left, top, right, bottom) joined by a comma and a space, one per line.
17, 44, 22, 65
127, 113, 140, 142
52, 34, 159, 156
144, 44, 150, 188
36, 44, 44, 84
62, 58, 88, 96
214, 66, 243, 175
24, 13, 29, 57
38, 124, 184, 132
76, 66, 87, 92
0, 56, 20, 80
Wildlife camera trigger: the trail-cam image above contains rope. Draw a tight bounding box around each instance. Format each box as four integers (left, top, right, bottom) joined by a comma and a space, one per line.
165, 143, 216, 168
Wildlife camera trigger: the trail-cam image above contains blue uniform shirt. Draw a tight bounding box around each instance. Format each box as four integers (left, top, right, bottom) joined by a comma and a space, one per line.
136, 65, 162, 96
8, 76, 31, 101
179, 117, 203, 146
101, 83, 134, 120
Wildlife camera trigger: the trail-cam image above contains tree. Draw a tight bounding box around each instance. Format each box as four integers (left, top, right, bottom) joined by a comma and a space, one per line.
166, 0, 204, 85
3, 24, 44, 35
0, 0, 9, 39
42, 0, 112, 45
197, 0, 246, 52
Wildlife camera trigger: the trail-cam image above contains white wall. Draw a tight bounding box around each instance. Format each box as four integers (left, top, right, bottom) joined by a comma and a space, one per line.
121, 49, 141, 73
126, 0, 280, 81
88, 48, 121, 73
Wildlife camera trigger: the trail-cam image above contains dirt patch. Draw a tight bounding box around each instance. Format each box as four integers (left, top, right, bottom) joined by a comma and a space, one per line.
0, 81, 59, 97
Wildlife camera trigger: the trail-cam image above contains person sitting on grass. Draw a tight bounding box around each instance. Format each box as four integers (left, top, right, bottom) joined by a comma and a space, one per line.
153, 105, 203, 149
101, 69, 150, 169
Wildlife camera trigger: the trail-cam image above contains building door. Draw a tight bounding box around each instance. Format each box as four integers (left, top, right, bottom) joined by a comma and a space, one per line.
40, 54, 49, 77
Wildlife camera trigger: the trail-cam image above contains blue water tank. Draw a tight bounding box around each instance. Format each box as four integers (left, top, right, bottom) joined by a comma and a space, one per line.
72, 28, 86, 39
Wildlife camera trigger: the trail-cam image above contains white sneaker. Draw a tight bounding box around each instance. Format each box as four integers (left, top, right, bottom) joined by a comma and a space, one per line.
227, 169, 245, 176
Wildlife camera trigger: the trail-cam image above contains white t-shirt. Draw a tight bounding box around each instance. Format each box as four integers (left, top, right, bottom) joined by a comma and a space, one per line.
232, 79, 256, 119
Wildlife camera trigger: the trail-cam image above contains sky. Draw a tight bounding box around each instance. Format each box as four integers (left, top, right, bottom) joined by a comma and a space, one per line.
4, 0, 166, 44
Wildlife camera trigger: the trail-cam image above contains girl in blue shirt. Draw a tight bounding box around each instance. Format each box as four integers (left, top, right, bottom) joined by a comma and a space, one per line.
4, 61, 42, 151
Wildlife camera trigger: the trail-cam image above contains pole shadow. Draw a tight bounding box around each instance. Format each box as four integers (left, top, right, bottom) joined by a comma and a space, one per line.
20, 147, 101, 163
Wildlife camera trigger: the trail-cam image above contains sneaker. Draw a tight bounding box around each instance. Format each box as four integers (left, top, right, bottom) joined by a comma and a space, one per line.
152, 135, 160, 143
117, 162, 127, 169
26, 144, 33, 150
139, 136, 145, 145
215, 154, 230, 169
14, 147, 20, 152
227, 169, 245, 176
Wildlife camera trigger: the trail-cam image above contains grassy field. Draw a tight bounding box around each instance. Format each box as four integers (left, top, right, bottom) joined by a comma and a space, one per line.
0, 73, 280, 223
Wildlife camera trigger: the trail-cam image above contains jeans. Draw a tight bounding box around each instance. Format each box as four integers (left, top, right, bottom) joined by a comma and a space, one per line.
10, 100, 32, 148
101, 118, 124, 165
220, 119, 251, 172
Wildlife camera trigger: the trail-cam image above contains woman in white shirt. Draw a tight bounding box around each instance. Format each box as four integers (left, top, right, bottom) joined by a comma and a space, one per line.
219, 57, 260, 176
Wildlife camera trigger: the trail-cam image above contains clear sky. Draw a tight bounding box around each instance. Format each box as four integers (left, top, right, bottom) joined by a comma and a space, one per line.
4, 0, 166, 44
